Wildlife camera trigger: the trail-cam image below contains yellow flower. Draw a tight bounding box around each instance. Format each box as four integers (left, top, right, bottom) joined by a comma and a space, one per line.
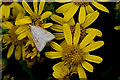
114, 25, 120, 30
0, 2, 24, 21
2, 21, 27, 60
56, 0, 109, 22
2, 17, 40, 61
15, 0, 53, 40
45, 23, 104, 79
13, 0, 53, 59
50, 11, 101, 40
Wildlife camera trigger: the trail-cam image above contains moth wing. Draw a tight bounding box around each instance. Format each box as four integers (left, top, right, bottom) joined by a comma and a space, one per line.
30, 25, 46, 51
36, 26, 55, 42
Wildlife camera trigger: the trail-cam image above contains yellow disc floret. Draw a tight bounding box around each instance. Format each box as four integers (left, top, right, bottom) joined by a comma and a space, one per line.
62, 45, 85, 66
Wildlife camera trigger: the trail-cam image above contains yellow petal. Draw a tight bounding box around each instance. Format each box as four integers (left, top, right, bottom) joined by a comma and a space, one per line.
52, 71, 63, 79
79, 5, 86, 24
12, 3, 25, 18
17, 32, 27, 40
2, 5, 10, 19
53, 62, 69, 78
26, 30, 32, 39
15, 13, 24, 21
85, 55, 103, 64
78, 64, 87, 79
53, 62, 69, 76
22, 0, 34, 15
45, 52, 62, 59
71, 65, 78, 74
92, 2, 109, 13
15, 45, 21, 60
31, 52, 37, 59
50, 24, 63, 32
53, 62, 64, 70
41, 11, 52, 20
79, 32, 96, 49
26, 53, 32, 58
83, 41, 104, 52
67, 17, 75, 27
56, 3, 74, 13
37, 52, 40, 58
15, 25, 29, 35
41, 23, 53, 28
51, 15, 64, 25
33, 0, 38, 14
114, 25, 120, 30
73, 23, 80, 45
63, 24, 72, 46
82, 11, 99, 28
86, 28, 102, 37
82, 61, 94, 72
53, 33, 64, 40
32, 48, 36, 51
15, 16, 32, 25
2, 21, 13, 29
86, 5, 94, 14
7, 44, 15, 59
64, 4, 79, 22
38, 0, 45, 15
25, 40, 31, 47
49, 41, 63, 52
0, 7, 2, 19
60, 40, 67, 47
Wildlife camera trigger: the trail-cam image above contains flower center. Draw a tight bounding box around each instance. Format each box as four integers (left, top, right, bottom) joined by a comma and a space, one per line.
62, 45, 85, 66
31, 13, 42, 26
79, 26, 86, 42
70, 25, 76, 35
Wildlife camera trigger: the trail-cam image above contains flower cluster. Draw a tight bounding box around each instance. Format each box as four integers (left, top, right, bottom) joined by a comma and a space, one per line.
1, 0, 109, 80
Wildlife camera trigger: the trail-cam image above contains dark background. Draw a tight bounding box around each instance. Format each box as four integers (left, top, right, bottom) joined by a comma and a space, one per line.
2, 2, 120, 80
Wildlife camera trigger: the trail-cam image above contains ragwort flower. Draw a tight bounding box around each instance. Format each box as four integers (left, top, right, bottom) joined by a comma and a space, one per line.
0, 2, 24, 21
56, 0, 109, 22
2, 21, 27, 60
45, 23, 104, 79
50, 10, 101, 40
15, 0, 53, 40
14, 0, 54, 59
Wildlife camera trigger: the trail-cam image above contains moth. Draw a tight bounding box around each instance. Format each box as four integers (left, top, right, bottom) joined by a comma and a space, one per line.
29, 24, 55, 51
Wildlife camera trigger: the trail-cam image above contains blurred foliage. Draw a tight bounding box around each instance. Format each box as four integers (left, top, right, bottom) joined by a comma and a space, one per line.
19, 60, 34, 80
118, 77, 120, 80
